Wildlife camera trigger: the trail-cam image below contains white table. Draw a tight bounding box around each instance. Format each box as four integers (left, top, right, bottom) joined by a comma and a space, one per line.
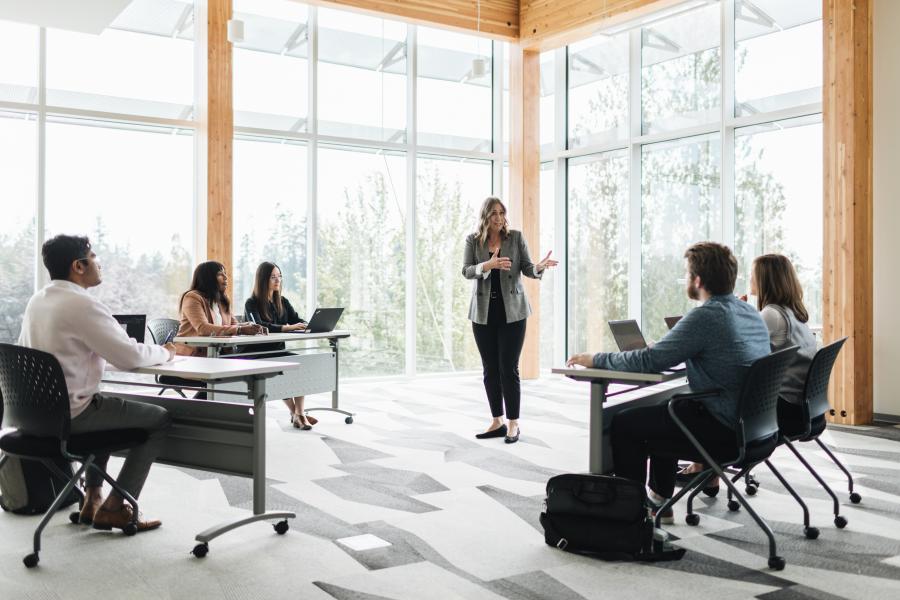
106, 356, 300, 558
174, 331, 353, 423
552, 367, 688, 474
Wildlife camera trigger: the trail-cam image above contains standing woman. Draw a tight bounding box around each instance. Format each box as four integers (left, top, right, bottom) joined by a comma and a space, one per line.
244, 261, 317, 430
462, 196, 557, 443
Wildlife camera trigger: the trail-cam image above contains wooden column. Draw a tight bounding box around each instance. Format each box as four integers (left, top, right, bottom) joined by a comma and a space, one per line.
823, 0, 873, 424
207, 0, 233, 297
508, 45, 541, 379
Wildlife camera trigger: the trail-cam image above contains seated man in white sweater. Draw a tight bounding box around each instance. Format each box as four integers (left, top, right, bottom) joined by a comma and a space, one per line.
18, 234, 176, 532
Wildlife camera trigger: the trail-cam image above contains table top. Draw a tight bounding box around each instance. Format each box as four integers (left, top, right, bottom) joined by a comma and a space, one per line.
129, 356, 300, 380
175, 330, 351, 345
551, 367, 685, 384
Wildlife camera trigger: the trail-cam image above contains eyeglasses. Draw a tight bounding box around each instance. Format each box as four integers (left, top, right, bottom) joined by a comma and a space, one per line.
270, 275, 283, 281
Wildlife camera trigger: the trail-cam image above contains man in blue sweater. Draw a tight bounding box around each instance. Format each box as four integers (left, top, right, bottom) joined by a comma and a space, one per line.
567, 242, 770, 521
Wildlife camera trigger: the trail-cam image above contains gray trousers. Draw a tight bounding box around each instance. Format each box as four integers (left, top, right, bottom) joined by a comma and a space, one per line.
70, 394, 171, 499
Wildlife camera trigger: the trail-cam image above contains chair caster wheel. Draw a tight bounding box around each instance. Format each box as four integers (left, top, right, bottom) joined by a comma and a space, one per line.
702, 486, 719, 498
834, 515, 848, 529
804, 526, 820, 540
849, 492, 862, 504
23, 553, 39, 568
274, 520, 289, 535
746, 485, 758, 496
685, 513, 700, 526
768, 556, 786, 571
69, 511, 80, 524
123, 522, 138, 536
345, 416, 353, 424
192, 543, 209, 558
727, 500, 740, 512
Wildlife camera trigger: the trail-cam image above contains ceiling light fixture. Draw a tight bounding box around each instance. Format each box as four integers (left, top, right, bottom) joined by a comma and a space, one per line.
472, 0, 486, 77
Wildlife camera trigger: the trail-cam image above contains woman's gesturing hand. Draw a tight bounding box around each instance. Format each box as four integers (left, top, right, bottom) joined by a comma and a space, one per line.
485, 249, 512, 272
536, 250, 559, 273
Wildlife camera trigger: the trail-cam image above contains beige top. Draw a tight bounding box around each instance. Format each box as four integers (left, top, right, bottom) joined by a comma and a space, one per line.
175, 291, 240, 356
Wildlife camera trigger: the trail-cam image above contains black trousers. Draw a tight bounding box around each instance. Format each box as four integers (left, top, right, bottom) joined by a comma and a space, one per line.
472, 296, 526, 420
611, 399, 737, 498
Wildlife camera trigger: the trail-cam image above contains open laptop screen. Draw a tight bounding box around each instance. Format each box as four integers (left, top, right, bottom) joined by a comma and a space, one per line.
114, 314, 146, 343
608, 319, 647, 352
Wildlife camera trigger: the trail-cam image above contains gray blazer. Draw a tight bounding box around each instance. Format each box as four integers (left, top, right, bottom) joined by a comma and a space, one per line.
462, 229, 542, 325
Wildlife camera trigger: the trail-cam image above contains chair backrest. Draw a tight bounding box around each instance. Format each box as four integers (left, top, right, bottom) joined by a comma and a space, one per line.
737, 346, 800, 445
147, 318, 180, 345
0, 343, 71, 439
803, 337, 848, 420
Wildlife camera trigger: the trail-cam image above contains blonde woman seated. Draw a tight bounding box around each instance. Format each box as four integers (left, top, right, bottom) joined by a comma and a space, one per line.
244, 262, 317, 430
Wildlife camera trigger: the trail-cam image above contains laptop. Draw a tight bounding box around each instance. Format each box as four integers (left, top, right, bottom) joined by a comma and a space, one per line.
664, 315, 683, 330
114, 314, 146, 343
299, 307, 344, 334
608, 319, 648, 352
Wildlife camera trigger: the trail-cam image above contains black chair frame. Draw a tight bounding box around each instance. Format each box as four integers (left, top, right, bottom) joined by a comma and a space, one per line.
0, 344, 144, 568
652, 346, 799, 571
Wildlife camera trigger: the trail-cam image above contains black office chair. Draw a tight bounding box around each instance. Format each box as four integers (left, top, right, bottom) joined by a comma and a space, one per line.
147, 318, 186, 398
653, 346, 799, 570
0, 344, 147, 568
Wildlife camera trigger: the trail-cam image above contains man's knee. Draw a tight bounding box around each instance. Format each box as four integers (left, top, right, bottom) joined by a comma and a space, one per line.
145, 405, 172, 436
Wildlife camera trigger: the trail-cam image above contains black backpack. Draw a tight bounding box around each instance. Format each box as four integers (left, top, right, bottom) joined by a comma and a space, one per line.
540, 473, 685, 562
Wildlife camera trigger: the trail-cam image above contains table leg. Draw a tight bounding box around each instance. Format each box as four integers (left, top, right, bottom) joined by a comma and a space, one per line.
193, 375, 295, 548
589, 381, 608, 475
206, 346, 219, 400
305, 336, 354, 422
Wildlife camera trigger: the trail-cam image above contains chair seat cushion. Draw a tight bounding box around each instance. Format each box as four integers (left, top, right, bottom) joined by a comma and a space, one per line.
0, 428, 149, 459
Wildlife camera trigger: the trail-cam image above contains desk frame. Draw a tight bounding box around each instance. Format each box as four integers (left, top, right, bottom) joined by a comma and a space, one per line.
106, 363, 296, 555
175, 332, 352, 422
553, 368, 686, 474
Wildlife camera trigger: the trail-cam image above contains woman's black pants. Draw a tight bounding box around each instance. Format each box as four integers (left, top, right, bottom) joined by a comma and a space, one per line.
472, 299, 526, 420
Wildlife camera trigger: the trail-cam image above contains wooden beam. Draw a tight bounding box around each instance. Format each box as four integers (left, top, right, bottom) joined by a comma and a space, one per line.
207, 0, 233, 299
313, 0, 519, 40
519, 0, 679, 51
823, 0, 873, 425
508, 45, 541, 379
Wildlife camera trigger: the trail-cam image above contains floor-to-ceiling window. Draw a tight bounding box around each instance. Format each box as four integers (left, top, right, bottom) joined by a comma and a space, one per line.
0, 1, 195, 342
548, 0, 823, 359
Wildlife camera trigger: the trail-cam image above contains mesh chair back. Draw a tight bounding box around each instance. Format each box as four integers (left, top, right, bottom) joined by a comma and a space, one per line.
147, 318, 180, 345
803, 337, 847, 420
737, 346, 799, 445
0, 344, 71, 439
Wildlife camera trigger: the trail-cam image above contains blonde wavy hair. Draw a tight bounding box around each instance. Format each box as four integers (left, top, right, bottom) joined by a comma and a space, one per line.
475, 196, 509, 247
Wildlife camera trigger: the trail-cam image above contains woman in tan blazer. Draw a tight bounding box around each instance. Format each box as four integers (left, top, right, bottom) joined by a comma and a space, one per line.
175, 261, 266, 356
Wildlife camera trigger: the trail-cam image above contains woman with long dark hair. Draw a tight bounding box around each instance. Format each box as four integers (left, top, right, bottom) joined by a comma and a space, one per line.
174, 261, 265, 356
462, 196, 557, 444
244, 261, 316, 430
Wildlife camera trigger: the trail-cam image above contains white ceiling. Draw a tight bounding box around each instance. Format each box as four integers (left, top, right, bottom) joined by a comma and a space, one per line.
0, 0, 133, 35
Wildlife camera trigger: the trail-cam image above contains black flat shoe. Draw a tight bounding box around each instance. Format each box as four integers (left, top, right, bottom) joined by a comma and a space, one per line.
504, 429, 520, 444
475, 424, 507, 439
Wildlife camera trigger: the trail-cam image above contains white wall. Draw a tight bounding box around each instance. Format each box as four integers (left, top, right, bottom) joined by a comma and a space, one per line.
873, 0, 900, 419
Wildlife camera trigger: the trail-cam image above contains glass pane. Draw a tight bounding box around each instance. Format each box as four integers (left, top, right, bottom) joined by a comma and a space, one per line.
642, 2, 720, 134
735, 0, 822, 116
539, 163, 556, 370
568, 151, 630, 354
0, 20, 38, 104
417, 27, 491, 151
233, 137, 308, 316
734, 116, 823, 325
568, 32, 628, 148
0, 112, 36, 342
318, 9, 406, 142
47, 14, 193, 119
641, 133, 721, 342
233, 0, 309, 131
317, 147, 406, 376
415, 155, 492, 373
45, 120, 194, 318
540, 51, 556, 154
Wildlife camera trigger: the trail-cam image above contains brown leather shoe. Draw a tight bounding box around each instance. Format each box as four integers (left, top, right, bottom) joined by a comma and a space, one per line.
92, 505, 161, 532
78, 498, 103, 525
